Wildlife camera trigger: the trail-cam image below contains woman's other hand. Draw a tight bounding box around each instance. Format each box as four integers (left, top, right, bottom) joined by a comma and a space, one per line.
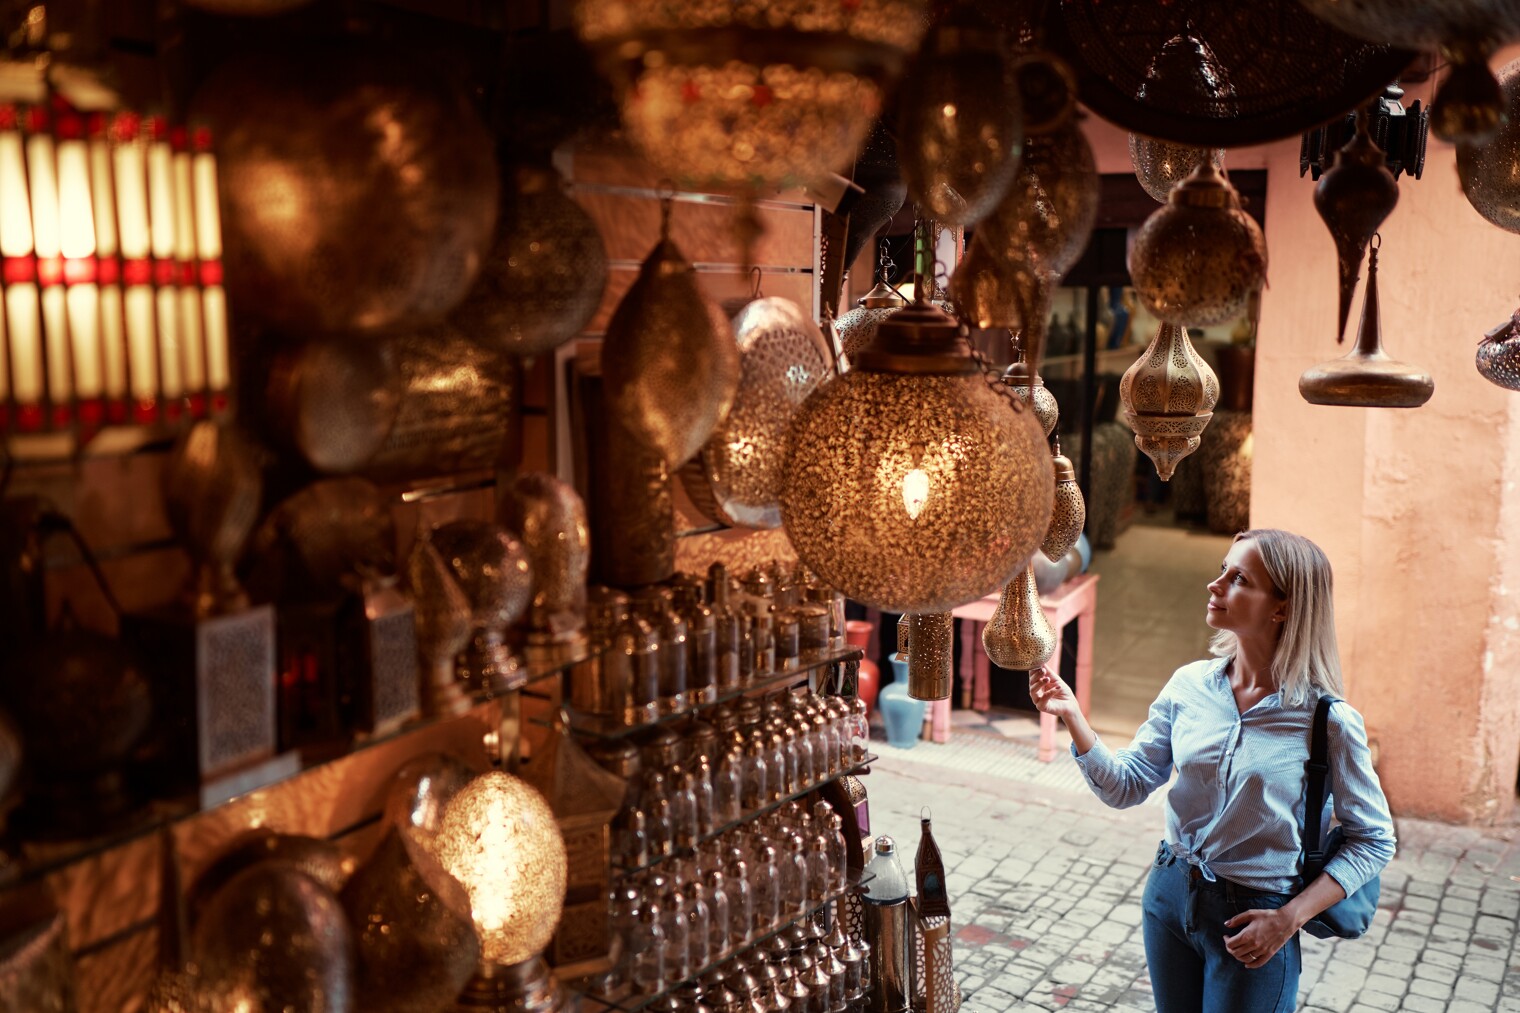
1222, 907, 1300, 969
1028, 666, 1079, 720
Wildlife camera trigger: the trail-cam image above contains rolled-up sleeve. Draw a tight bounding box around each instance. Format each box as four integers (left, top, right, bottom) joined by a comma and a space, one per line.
1072, 679, 1176, 809
1321, 701, 1397, 897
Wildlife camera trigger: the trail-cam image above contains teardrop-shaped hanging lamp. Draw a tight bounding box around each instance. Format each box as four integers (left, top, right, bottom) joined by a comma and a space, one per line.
1314, 110, 1399, 342
981, 564, 1056, 671
1041, 438, 1085, 562
1119, 322, 1221, 480
601, 202, 740, 466
1299, 243, 1434, 408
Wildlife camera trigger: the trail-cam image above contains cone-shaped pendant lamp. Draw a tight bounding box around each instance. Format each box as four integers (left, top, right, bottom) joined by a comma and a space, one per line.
1119, 322, 1221, 481
1041, 438, 1085, 562
1299, 244, 1434, 408
1314, 111, 1399, 342
601, 203, 740, 466
906, 612, 953, 701
981, 564, 1056, 671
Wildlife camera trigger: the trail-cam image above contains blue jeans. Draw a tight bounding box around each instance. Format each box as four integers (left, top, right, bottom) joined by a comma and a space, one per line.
1142, 842, 1301, 1013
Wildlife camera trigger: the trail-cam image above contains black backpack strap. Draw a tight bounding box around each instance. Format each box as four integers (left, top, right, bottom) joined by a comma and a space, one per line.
1302, 695, 1338, 882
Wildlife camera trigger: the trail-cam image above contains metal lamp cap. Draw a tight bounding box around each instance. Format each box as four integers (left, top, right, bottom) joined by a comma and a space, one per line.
1169, 161, 1240, 210
852, 301, 973, 374
874, 834, 897, 855
857, 280, 908, 310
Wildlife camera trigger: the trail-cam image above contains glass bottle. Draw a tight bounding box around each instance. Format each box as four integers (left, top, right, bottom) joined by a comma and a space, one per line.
807, 829, 833, 905
724, 850, 753, 949
636, 587, 689, 714
752, 610, 776, 675
702, 866, 731, 962
618, 806, 650, 870
788, 709, 816, 789
752, 843, 782, 935
806, 697, 836, 779
672, 769, 700, 851
738, 610, 757, 684
715, 744, 744, 824
741, 731, 769, 810
824, 809, 848, 896
762, 729, 787, 803
690, 758, 717, 836
686, 879, 713, 971
711, 569, 741, 690
781, 833, 810, 918
644, 770, 675, 858
615, 612, 661, 724
848, 696, 869, 762
682, 585, 719, 705
663, 887, 692, 988
632, 902, 665, 995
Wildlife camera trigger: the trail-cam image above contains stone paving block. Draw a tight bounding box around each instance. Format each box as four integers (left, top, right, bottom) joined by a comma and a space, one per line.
1478, 913, 1515, 936
1411, 960, 1457, 985
1453, 977, 1501, 1004
1407, 976, 1453, 1001
1446, 1002, 1495, 1013
1362, 973, 1408, 997
1353, 989, 1400, 1011
1398, 995, 1446, 1013
1400, 894, 1437, 913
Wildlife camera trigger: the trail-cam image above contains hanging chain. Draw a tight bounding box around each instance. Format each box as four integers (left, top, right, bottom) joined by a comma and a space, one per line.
877, 235, 897, 287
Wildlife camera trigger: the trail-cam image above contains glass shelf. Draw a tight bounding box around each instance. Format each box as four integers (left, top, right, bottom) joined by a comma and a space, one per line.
552, 645, 863, 740
615, 753, 878, 878
570, 866, 875, 1012
0, 644, 599, 894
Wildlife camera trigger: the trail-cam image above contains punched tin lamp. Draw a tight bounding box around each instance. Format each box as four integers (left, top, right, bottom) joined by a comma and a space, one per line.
781, 301, 1053, 614
430, 769, 569, 1012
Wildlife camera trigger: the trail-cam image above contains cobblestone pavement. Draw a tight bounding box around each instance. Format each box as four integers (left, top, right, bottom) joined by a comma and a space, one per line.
865, 730, 1520, 1013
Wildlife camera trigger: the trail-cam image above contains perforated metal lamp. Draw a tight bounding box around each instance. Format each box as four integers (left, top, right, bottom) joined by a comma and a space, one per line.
428, 770, 570, 1013
781, 301, 1053, 614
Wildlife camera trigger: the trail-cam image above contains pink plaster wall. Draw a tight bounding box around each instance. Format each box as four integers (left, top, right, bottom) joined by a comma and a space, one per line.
1082, 99, 1520, 822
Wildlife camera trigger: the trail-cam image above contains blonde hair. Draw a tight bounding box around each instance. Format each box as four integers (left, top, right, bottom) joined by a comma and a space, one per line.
1208, 528, 1344, 706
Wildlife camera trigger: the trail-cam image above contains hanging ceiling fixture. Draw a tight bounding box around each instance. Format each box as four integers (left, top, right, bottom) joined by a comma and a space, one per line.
897, 6, 1023, 227
781, 302, 1053, 614
572, 0, 926, 192
1130, 136, 1224, 203
600, 200, 740, 467
1300, 83, 1428, 182
1129, 162, 1268, 329
1119, 322, 1222, 480
1295, 0, 1520, 142
981, 564, 1057, 672
1041, 438, 1085, 562
1476, 303, 1520, 392
1457, 58, 1520, 236
1314, 109, 1400, 341
1299, 240, 1433, 408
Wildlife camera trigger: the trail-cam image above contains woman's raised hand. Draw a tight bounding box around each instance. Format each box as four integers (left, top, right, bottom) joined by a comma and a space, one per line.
1028, 666, 1079, 719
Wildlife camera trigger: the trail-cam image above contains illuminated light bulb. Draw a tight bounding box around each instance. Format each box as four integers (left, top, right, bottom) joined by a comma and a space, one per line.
901, 467, 930, 520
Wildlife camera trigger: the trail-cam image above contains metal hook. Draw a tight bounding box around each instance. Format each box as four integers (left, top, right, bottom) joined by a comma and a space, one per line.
1370, 231, 1382, 250
750, 265, 764, 299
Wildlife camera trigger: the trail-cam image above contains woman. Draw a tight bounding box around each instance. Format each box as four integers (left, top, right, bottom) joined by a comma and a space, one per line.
1029, 529, 1395, 1013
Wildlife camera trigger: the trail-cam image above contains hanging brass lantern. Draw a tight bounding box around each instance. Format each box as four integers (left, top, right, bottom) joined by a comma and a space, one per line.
192, 42, 498, 335
898, 7, 1023, 227
839, 281, 909, 367
682, 297, 835, 529
1477, 303, 1520, 391
960, 119, 1097, 370
1041, 438, 1085, 562
452, 163, 609, 358
905, 613, 953, 702
573, 0, 926, 191
429, 520, 534, 695
1299, 244, 1434, 408
1120, 322, 1221, 480
1314, 111, 1400, 341
1129, 163, 1267, 329
981, 565, 1056, 671
1457, 58, 1520, 235
600, 205, 740, 467
1001, 355, 1059, 439
1296, 1, 1520, 142
781, 302, 1054, 614
1129, 135, 1224, 203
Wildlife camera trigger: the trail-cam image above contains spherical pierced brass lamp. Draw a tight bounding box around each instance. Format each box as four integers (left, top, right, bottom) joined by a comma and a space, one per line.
1477, 303, 1520, 392
1129, 135, 1224, 203
1457, 58, 1520, 235
838, 282, 909, 367
897, 9, 1023, 227
1128, 162, 1267, 328
573, 0, 927, 190
429, 770, 569, 1012
780, 302, 1054, 614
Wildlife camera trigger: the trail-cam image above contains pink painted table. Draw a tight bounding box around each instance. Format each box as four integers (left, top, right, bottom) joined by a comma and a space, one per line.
950, 572, 1101, 761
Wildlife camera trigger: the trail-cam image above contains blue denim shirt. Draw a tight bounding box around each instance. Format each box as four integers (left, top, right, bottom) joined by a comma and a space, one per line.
1072, 658, 1396, 896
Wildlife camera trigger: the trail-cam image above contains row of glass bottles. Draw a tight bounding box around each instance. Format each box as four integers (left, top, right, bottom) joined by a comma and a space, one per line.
613, 798, 852, 993
571, 561, 849, 727
619, 901, 871, 1011
616, 690, 868, 869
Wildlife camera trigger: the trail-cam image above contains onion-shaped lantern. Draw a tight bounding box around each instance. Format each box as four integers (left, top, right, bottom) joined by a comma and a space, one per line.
1129, 163, 1267, 328
1041, 438, 1085, 562
1457, 58, 1520, 235
601, 205, 740, 467
897, 8, 1023, 227
981, 564, 1056, 671
1130, 135, 1224, 203
1120, 322, 1221, 480
1001, 355, 1059, 439
780, 302, 1053, 614
1296, 0, 1520, 142
1299, 244, 1433, 408
573, 0, 927, 191
1476, 303, 1520, 391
